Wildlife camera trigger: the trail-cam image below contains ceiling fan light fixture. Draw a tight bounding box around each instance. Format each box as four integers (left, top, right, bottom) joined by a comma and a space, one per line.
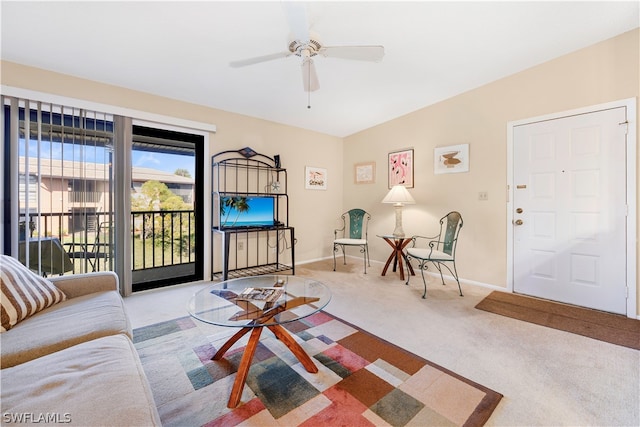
289, 39, 321, 57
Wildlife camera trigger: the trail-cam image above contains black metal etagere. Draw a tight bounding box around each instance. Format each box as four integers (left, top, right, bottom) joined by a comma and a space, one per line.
211, 148, 295, 280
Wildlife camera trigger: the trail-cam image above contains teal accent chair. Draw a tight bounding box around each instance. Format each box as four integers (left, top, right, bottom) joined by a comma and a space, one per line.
405, 211, 463, 298
333, 209, 371, 274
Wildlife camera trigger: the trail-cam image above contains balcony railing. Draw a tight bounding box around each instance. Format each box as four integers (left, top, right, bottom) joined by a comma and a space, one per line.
131, 210, 195, 270
18, 210, 195, 276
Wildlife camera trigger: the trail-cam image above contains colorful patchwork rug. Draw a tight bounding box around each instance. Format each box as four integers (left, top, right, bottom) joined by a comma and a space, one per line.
133, 312, 502, 426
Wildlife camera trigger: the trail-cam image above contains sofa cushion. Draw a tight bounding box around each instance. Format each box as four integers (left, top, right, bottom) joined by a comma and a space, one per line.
0, 291, 131, 368
1, 334, 161, 426
1, 254, 66, 332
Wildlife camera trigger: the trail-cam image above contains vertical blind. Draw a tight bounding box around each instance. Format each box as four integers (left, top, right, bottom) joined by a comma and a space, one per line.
2, 96, 114, 276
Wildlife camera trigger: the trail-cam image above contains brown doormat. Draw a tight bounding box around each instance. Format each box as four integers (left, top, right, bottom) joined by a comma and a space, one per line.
476, 291, 640, 350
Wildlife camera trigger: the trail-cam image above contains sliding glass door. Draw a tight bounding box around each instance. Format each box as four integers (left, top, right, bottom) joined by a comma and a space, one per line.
2, 97, 114, 276
130, 125, 204, 291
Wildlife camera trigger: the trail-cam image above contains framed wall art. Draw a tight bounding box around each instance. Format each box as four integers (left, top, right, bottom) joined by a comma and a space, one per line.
388, 149, 414, 188
354, 161, 375, 184
305, 166, 327, 190
434, 144, 469, 174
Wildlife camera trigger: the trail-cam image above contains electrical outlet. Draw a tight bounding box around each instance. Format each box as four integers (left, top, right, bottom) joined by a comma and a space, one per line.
238, 241, 244, 250
478, 191, 488, 201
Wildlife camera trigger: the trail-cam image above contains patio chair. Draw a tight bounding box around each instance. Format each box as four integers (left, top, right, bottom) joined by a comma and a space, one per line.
65, 221, 113, 272
405, 211, 463, 298
333, 208, 371, 274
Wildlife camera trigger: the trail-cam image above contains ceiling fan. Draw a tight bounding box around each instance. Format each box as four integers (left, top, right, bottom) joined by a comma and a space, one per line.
229, 2, 384, 94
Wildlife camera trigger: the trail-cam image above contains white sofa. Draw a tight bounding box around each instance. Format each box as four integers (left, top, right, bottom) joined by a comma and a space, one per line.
1, 267, 161, 426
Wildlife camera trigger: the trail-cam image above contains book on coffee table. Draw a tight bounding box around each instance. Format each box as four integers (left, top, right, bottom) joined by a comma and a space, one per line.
236, 287, 284, 303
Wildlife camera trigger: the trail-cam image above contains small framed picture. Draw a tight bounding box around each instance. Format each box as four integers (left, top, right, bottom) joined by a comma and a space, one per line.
388, 149, 414, 188
434, 144, 469, 174
305, 166, 327, 190
354, 162, 375, 184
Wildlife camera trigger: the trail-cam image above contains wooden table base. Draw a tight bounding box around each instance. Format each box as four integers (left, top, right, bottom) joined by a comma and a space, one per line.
380, 236, 415, 281
213, 324, 318, 408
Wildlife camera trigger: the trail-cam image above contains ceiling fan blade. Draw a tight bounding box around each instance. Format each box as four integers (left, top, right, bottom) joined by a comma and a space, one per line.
229, 51, 292, 68
282, 1, 310, 42
301, 59, 319, 92
320, 45, 385, 62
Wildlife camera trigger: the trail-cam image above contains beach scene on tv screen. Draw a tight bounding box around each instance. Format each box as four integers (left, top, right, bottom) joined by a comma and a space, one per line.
221, 196, 274, 227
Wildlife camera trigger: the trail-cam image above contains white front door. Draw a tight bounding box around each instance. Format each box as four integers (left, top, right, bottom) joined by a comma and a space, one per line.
512, 107, 628, 314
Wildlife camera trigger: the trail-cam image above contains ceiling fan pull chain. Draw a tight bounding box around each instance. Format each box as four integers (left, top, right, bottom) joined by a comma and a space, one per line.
307, 61, 311, 109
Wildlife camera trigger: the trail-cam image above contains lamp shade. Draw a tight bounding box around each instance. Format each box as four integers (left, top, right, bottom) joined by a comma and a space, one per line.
382, 185, 415, 205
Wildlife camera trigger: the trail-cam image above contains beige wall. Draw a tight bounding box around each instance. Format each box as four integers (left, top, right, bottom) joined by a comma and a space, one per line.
1, 60, 344, 268
344, 29, 639, 300
2, 29, 638, 311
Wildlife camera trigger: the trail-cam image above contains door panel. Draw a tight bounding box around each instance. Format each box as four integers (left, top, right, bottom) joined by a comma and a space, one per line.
513, 107, 627, 314
130, 125, 204, 292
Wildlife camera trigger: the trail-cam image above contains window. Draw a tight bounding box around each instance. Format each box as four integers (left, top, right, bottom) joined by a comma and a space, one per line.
18, 174, 37, 205
68, 179, 100, 203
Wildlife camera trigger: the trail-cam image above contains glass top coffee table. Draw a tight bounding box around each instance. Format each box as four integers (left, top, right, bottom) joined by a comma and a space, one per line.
188, 275, 331, 408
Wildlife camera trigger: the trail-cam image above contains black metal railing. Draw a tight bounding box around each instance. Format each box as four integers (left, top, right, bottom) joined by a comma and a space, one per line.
131, 210, 195, 270
18, 210, 195, 274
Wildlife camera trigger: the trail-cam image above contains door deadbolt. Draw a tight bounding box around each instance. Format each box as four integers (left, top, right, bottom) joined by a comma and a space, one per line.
516, 208, 523, 214
514, 219, 523, 226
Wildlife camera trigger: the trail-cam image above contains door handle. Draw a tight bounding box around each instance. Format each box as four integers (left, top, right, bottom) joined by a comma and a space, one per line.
513, 219, 523, 226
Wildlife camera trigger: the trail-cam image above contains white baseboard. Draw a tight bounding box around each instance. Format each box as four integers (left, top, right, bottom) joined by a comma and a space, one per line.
300, 256, 506, 292
298, 255, 379, 266
416, 270, 505, 292
297, 256, 334, 265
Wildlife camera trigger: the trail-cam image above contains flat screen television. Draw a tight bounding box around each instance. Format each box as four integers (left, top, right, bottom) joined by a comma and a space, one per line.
219, 196, 275, 229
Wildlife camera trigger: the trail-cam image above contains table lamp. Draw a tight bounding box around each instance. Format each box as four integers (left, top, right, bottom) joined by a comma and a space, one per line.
382, 185, 415, 237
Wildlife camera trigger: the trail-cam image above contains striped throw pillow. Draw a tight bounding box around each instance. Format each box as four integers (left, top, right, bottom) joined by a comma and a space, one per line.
1, 254, 67, 332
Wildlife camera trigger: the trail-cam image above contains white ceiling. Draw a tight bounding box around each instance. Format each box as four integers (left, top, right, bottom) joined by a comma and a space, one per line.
1, 1, 638, 137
